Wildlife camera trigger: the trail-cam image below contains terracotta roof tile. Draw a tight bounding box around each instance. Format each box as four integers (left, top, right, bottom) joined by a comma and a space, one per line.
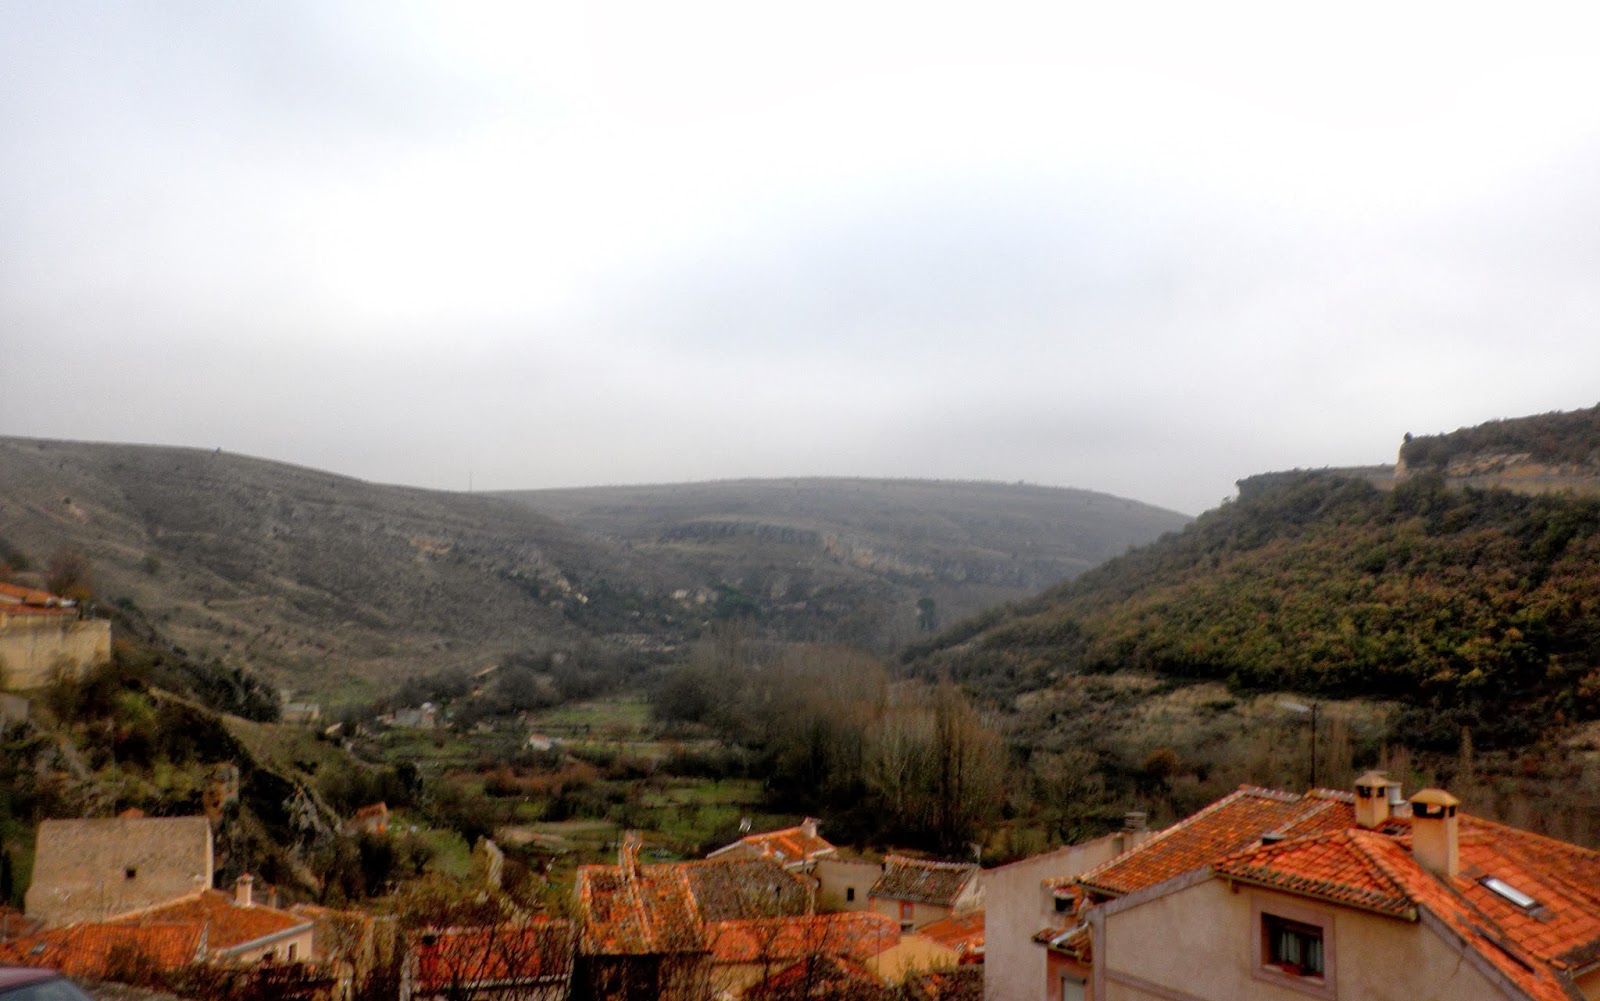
411, 920, 572, 993
745, 953, 887, 1001
870, 856, 979, 907
1075, 786, 1350, 897
904, 964, 984, 1001
681, 857, 810, 921
577, 854, 813, 957
0, 583, 64, 606
1102, 785, 1600, 1001
110, 889, 310, 956
711, 821, 836, 866
708, 913, 900, 965
0, 922, 204, 978
1214, 829, 1419, 918
916, 911, 985, 957
576, 863, 705, 955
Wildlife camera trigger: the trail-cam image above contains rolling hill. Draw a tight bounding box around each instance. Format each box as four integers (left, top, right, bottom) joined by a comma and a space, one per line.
0, 438, 679, 701
497, 479, 1191, 649
0, 440, 1189, 699
908, 407, 1600, 753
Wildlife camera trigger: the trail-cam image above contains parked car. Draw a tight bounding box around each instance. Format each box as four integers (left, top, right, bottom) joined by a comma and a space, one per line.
0, 968, 94, 1001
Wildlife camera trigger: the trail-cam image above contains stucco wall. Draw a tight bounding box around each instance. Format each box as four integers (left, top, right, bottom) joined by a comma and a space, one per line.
0, 614, 111, 689
1100, 879, 1505, 1001
815, 859, 881, 912
981, 834, 1125, 1001
230, 928, 315, 965
870, 897, 958, 930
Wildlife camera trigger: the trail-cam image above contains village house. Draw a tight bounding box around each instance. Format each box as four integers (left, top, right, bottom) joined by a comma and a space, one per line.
24, 816, 214, 927
2, 875, 313, 978
109, 874, 314, 965
401, 920, 574, 1001
574, 833, 837, 1000
345, 802, 392, 837
870, 855, 983, 931
290, 901, 395, 1001
982, 823, 1150, 1001
0, 582, 110, 689
0, 921, 206, 981
709, 817, 890, 914
814, 853, 885, 913
709, 818, 836, 871
745, 952, 893, 1001
905, 966, 984, 1001
1039, 773, 1600, 1001
709, 911, 900, 996
917, 911, 985, 966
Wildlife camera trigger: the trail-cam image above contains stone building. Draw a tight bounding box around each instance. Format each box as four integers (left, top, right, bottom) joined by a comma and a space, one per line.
24, 816, 213, 927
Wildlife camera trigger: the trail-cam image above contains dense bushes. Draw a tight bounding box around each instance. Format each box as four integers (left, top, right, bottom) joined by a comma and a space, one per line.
912, 473, 1600, 751
1401, 403, 1600, 470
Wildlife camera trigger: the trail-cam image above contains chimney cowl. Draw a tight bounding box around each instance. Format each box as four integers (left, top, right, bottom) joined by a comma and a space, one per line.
1354, 770, 1392, 829
801, 817, 819, 839
1387, 780, 1407, 811
1409, 788, 1462, 878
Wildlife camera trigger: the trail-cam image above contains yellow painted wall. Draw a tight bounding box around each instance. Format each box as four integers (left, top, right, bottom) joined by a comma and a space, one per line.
0, 614, 111, 689
869, 897, 955, 931
229, 928, 315, 965
815, 859, 881, 912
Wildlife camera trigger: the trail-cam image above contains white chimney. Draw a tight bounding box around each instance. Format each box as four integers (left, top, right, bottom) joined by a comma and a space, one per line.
801, 817, 819, 840
1410, 789, 1461, 878
1354, 771, 1391, 829
235, 873, 254, 908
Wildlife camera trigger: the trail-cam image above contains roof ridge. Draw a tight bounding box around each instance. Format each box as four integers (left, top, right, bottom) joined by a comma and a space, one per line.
1214, 828, 1420, 919
106, 888, 213, 923
1075, 786, 1269, 886
882, 853, 977, 870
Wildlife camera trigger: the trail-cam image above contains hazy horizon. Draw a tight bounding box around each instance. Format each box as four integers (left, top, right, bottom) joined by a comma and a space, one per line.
5, 3, 1600, 515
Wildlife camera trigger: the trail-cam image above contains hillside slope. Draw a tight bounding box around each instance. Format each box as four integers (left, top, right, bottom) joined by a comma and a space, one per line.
499, 479, 1191, 649
0, 441, 1188, 696
911, 424, 1600, 752
0, 438, 681, 698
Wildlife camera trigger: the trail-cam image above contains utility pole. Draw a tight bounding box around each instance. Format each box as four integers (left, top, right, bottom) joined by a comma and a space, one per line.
1279, 699, 1320, 790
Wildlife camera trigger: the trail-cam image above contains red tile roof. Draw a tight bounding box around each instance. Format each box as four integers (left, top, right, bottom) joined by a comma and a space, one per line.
710, 821, 836, 866
575, 863, 706, 956
0, 583, 63, 606
1214, 828, 1419, 918
708, 912, 900, 966
916, 911, 985, 959
410, 920, 572, 993
870, 856, 979, 907
1096, 785, 1600, 1001
577, 851, 815, 959
904, 964, 984, 1001
109, 890, 310, 956
1072, 786, 1356, 897
745, 953, 887, 1001
0, 921, 204, 978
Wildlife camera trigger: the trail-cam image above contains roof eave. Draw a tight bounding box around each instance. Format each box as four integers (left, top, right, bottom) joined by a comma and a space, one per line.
1219, 874, 1417, 922
217, 920, 315, 957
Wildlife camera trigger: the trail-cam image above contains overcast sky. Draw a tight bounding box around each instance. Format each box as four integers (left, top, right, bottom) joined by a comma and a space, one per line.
4, 2, 1599, 515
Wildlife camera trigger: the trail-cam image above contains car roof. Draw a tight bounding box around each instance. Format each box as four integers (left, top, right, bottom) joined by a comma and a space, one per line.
0, 968, 61, 988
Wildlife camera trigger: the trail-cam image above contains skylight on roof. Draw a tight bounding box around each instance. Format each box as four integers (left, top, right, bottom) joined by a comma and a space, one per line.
1481, 876, 1538, 910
